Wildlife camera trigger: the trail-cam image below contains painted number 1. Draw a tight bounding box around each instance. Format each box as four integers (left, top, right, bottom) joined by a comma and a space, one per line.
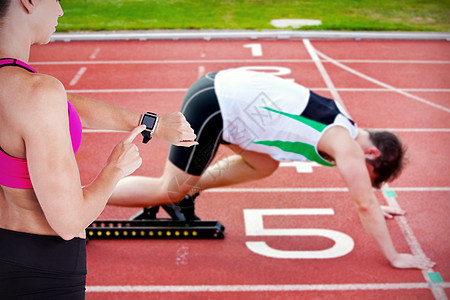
244, 43, 263, 57
243, 208, 354, 259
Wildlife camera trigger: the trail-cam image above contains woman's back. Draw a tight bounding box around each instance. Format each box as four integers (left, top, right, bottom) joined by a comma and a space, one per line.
0, 60, 58, 235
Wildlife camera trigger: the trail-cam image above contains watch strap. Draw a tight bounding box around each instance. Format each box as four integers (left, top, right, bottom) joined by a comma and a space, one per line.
140, 112, 158, 144
141, 130, 152, 144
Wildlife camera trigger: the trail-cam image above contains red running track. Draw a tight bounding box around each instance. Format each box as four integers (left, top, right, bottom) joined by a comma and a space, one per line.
29, 38, 450, 299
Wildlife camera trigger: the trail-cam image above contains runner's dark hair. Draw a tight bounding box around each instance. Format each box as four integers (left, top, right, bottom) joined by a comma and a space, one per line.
0, 0, 11, 20
366, 130, 408, 189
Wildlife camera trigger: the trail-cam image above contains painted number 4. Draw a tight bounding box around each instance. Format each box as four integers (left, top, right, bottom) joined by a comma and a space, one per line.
243, 208, 354, 259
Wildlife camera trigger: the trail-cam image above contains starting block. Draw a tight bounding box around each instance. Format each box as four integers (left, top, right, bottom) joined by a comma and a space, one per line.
86, 205, 225, 239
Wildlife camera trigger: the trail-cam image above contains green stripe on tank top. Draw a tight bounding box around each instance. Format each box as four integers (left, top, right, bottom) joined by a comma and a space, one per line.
263, 107, 327, 132
253, 107, 335, 167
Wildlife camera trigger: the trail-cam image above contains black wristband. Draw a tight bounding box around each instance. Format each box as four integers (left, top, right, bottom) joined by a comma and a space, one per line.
141, 130, 152, 144
139, 112, 158, 144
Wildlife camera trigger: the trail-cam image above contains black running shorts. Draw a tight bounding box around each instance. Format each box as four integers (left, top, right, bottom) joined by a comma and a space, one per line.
168, 72, 228, 176
0, 228, 87, 299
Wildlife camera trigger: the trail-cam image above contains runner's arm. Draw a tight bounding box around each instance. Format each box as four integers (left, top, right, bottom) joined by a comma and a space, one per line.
323, 128, 435, 269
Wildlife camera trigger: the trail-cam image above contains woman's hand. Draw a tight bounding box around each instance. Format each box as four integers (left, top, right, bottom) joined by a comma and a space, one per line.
107, 125, 146, 178
153, 112, 198, 147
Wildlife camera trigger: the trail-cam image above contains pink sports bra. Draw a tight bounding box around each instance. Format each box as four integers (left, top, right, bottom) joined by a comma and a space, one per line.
0, 58, 83, 189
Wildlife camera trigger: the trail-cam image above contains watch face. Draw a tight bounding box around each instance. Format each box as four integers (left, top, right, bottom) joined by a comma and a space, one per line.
142, 114, 157, 130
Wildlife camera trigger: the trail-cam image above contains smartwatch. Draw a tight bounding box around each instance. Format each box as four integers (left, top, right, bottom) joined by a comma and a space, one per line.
140, 112, 159, 144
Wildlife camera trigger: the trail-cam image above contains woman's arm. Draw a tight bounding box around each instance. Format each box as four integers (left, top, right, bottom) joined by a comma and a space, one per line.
66, 92, 139, 130
67, 93, 197, 146
25, 77, 144, 240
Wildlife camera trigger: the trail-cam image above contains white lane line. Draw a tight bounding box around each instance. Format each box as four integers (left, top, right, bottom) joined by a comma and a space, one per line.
334, 60, 450, 64
392, 187, 450, 192
207, 187, 349, 193
279, 161, 321, 173
86, 282, 450, 293
82, 129, 125, 133
315, 49, 450, 114
81, 128, 449, 134
66, 87, 450, 94
303, 39, 349, 114
31, 59, 312, 65
381, 185, 447, 300
89, 48, 101, 59
198, 65, 205, 77
373, 128, 450, 132
68, 88, 450, 93
29, 59, 450, 65
67, 88, 187, 93
69, 67, 87, 86
321, 88, 450, 92
201, 187, 450, 193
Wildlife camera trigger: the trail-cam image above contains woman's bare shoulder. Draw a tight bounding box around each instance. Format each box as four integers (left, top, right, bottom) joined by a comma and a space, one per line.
1, 71, 68, 144
26, 73, 67, 105
1, 70, 66, 110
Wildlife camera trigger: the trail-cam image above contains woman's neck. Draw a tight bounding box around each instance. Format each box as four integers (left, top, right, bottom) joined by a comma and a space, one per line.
0, 15, 32, 62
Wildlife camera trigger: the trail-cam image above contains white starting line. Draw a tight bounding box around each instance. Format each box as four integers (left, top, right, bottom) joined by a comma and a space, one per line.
86, 282, 450, 293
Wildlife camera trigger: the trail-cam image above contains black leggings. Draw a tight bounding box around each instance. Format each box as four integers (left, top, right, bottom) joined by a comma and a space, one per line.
0, 228, 87, 299
168, 72, 227, 176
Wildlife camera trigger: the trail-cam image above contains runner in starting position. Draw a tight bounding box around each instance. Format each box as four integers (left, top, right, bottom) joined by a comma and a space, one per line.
110, 69, 435, 270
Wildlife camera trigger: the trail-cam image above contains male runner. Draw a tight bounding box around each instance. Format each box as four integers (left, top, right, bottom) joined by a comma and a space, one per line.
110, 69, 435, 270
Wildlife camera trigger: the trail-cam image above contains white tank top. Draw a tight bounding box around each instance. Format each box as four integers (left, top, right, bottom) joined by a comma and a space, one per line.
214, 69, 358, 166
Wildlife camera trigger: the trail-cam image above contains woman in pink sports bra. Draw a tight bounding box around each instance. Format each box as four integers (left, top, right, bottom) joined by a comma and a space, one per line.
0, 1, 196, 299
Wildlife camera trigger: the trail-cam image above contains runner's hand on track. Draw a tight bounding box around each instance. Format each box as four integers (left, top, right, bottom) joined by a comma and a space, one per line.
380, 205, 406, 219
152, 112, 198, 147
390, 253, 436, 270
107, 125, 145, 178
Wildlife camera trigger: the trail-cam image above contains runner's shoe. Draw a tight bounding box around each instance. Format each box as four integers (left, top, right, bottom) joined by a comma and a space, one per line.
176, 193, 201, 221
131, 206, 160, 220
133, 194, 201, 221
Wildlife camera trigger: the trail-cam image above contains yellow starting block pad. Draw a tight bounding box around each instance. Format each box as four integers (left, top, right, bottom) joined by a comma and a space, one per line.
86, 220, 225, 239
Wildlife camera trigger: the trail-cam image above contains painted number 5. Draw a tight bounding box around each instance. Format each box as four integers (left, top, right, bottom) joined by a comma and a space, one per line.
243, 208, 354, 259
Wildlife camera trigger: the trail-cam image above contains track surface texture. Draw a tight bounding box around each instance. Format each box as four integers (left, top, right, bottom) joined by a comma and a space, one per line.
29, 37, 450, 299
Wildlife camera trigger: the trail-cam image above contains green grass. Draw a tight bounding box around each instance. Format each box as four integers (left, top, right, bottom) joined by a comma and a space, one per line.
58, 0, 450, 32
